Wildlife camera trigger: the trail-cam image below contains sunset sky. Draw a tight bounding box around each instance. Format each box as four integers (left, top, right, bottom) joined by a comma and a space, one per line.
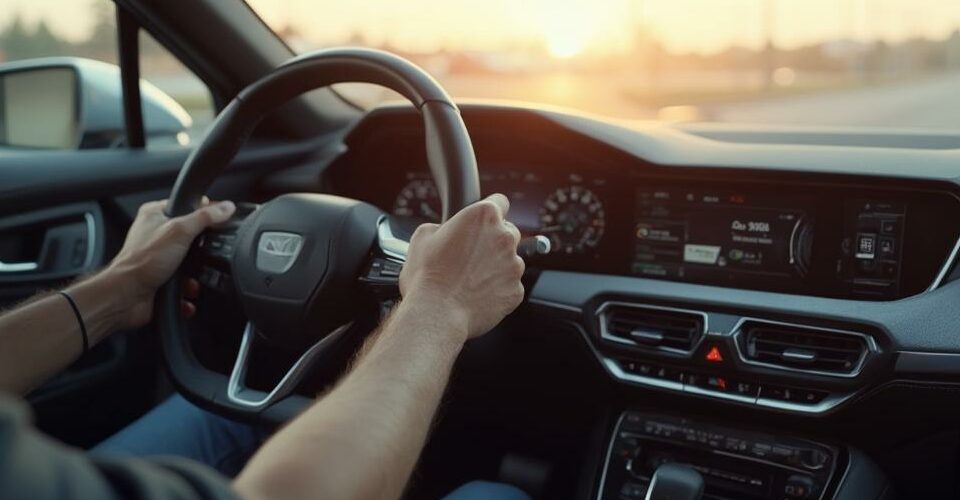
4, 0, 960, 57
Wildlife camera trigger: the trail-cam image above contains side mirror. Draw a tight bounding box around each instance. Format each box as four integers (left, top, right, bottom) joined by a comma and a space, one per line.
0, 57, 193, 150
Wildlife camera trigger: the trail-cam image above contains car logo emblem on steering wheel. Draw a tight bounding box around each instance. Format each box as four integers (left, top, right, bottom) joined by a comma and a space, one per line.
256, 232, 303, 274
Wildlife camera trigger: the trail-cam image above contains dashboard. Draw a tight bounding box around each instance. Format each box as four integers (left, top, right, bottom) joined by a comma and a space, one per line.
334, 158, 960, 302
314, 103, 960, 425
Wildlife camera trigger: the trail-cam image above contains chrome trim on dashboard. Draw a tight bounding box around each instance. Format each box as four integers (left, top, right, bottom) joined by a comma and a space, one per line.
928, 234, 960, 291
756, 391, 856, 413
731, 317, 878, 379
527, 297, 583, 314
596, 412, 627, 500
596, 301, 709, 355
682, 383, 756, 405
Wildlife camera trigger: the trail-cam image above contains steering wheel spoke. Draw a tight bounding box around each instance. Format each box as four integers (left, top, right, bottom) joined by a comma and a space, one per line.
227, 321, 353, 410
359, 215, 414, 295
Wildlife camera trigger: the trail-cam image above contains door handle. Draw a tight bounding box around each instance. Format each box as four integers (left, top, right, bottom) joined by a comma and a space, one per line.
0, 260, 39, 273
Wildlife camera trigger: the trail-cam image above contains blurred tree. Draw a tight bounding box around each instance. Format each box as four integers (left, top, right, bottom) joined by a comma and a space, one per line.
79, 0, 116, 62
0, 15, 68, 61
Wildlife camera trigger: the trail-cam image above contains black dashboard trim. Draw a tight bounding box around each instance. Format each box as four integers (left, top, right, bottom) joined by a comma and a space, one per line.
529, 269, 960, 354
894, 351, 960, 375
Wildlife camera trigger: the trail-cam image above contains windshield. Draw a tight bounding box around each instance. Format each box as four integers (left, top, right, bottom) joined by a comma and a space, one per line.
246, 0, 960, 129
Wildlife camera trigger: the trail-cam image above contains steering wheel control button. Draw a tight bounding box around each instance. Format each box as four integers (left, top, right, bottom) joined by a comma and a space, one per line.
363, 258, 403, 287
199, 267, 222, 290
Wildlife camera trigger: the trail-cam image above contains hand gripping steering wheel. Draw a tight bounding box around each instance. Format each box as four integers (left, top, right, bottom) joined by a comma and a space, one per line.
158, 48, 480, 422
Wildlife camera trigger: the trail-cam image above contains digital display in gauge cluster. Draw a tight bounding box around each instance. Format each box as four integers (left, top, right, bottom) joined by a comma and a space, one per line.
632, 187, 813, 283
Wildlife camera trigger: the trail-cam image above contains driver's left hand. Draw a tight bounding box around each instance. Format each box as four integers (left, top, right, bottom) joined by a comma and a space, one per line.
106, 198, 236, 329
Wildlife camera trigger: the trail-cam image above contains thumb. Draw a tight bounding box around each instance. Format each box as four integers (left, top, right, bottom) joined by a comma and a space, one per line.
173, 200, 236, 240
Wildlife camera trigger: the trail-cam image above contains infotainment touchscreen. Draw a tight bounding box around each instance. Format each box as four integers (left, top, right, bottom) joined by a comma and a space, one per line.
632, 187, 812, 281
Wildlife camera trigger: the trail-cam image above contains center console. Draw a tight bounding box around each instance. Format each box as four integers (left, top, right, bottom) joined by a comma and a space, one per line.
599, 411, 838, 500
596, 411, 897, 500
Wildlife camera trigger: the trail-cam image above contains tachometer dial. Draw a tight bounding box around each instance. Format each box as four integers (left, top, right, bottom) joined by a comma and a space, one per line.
539, 185, 605, 254
393, 179, 441, 222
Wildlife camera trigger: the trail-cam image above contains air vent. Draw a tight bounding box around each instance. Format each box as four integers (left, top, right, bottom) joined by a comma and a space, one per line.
600, 304, 705, 352
739, 321, 871, 376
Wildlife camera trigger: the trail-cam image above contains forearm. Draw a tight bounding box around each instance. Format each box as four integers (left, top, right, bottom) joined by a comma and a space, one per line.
0, 268, 140, 394
234, 296, 467, 500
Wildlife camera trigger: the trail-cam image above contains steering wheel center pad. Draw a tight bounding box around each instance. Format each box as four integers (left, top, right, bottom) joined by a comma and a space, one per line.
233, 194, 380, 348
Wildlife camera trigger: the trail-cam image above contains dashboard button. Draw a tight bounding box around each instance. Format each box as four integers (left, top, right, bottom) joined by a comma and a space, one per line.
653, 365, 683, 382
796, 389, 828, 404
732, 380, 758, 397
759, 385, 794, 401
855, 233, 876, 259
879, 237, 896, 257
784, 474, 816, 499
880, 219, 898, 234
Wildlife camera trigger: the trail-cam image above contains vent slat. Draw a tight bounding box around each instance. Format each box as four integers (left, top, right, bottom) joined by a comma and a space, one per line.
603, 306, 704, 351
743, 323, 868, 375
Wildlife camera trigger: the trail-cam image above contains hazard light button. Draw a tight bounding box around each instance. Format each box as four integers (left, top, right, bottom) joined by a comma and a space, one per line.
705, 345, 724, 363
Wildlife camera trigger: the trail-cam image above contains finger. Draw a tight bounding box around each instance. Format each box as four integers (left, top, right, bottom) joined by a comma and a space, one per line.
483, 193, 510, 219
180, 300, 197, 319
139, 199, 168, 214
201, 196, 211, 206
503, 220, 521, 245
171, 201, 236, 240
182, 277, 200, 300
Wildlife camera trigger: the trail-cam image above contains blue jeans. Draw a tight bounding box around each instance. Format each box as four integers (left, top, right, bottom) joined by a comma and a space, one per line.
91, 395, 530, 499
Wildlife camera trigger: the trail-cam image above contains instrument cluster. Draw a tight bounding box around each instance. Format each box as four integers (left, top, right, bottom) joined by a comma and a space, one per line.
393, 170, 610, 257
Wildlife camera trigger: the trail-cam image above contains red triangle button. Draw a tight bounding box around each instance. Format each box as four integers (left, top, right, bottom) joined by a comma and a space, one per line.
705, 345, 724, 363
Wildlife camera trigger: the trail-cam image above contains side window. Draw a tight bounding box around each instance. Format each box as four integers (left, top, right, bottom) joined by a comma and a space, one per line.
139, 32, 214, 148
0, 0, 120, 149
0, 0, 213, 150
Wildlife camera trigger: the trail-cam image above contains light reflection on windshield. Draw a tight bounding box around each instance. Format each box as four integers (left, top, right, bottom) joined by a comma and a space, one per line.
246, 0, 960, 129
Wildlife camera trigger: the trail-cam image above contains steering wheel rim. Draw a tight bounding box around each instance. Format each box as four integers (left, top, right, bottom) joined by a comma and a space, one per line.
158, 48, 480, 422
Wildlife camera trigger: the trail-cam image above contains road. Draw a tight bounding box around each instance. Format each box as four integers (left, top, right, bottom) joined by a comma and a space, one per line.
703, 72, 960, 129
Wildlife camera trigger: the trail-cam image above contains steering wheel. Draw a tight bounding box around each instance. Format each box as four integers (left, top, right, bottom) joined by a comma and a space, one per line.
158, 48, 481, 422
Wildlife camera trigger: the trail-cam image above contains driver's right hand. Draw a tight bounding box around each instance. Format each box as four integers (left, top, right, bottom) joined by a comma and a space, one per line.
399, 193, 525, 340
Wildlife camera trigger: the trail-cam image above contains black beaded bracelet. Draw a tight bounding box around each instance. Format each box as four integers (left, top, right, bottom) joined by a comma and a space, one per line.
59, 291, 89, 355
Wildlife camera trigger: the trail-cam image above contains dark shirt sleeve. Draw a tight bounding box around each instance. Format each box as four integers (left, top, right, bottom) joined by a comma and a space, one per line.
0, 396, 240, 500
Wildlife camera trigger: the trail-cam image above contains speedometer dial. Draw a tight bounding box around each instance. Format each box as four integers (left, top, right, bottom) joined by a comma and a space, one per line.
539, 185, 605, 254
393, 179, 441, 222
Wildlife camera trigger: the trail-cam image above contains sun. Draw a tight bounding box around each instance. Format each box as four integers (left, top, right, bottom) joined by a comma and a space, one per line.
541, 5, 593, 59
546, 33, 587, 59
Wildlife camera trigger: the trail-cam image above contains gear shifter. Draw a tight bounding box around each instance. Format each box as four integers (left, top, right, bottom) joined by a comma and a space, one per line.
644, 463, 704, 500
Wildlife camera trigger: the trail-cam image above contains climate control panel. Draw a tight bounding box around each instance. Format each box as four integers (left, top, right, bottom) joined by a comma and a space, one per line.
583, 302, 881, 414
